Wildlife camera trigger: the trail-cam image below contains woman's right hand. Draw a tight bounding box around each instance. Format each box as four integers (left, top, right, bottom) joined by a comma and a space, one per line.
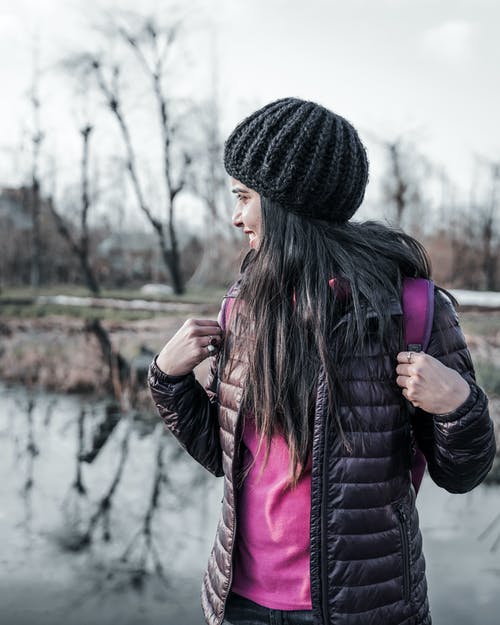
156, 318, 223, 376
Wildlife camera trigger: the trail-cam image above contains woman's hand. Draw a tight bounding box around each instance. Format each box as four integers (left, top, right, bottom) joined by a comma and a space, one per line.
156, 318, 223, 377
396, 351, 471, 415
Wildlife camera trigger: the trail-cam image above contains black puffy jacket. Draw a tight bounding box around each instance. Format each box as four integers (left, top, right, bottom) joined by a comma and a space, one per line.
148, 281, 496, 625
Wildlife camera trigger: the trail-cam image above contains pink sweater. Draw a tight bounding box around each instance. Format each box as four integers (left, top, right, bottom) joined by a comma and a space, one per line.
231, 411, 313, 610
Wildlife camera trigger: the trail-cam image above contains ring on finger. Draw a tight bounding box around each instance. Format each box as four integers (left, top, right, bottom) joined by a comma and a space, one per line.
407, 351, 412, 364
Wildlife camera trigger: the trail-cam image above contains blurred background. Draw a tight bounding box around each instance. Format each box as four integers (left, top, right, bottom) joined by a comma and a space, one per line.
0, 1, 499, 624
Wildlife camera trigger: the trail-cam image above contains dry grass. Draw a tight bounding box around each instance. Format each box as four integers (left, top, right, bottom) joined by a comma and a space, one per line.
0, 309, 498, 426
0, 315, 192, 395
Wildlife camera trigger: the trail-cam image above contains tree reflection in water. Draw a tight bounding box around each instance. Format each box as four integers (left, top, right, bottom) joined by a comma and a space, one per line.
0, 383, 218, 614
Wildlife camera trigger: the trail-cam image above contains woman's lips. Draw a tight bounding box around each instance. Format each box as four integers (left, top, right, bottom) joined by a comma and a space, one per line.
244, 230, 256, 247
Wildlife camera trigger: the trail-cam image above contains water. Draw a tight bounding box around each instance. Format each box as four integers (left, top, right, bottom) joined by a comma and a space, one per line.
417, 475, 500, 624
0, 383, 223, 625
1, 383, 499, 625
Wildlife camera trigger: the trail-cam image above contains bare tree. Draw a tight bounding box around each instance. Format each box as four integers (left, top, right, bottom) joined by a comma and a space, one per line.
61, 9, 197, 295
97, 57, 185, 294
474, 158, 500, 290
448, 206, 480, 287
387, 140, 409, 226
115, 16, 189, 295
382, 139, 431, 230
28, 38, 44, 288
47, 123, 101, 294
438, 158, 500, 290
364, 129, 433, 232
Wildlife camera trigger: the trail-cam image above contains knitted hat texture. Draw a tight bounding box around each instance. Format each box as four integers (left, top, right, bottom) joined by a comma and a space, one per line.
223, 97, 369, 222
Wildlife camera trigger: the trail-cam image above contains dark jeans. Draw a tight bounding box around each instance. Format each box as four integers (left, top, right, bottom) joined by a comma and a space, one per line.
222, 591, 315, 625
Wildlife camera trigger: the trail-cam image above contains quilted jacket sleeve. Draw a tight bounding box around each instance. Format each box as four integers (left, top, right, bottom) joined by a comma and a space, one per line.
411, 288, 497, 494
147, 350, 224, 477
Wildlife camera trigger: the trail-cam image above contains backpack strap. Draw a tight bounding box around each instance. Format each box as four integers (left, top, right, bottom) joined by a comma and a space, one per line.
217, 281, 239, 332
402, 277, 435, 352
402, 277, 435, 496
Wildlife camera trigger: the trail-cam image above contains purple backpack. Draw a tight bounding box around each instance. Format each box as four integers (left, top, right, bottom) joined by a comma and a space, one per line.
218, 277, 434, 496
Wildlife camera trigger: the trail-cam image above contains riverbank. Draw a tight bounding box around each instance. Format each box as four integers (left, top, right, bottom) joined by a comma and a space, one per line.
1, 307, 498, 390
0, 313, 212, 395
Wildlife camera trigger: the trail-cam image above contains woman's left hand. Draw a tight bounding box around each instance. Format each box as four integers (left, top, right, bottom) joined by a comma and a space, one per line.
396, 351, 471, 415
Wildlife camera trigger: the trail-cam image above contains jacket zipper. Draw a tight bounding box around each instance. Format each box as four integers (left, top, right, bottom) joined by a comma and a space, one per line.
320, 420, 329, 624
319, 379, 330, 625
219, 402, 243, 625
216, 284, 244, 624
215, 346, 233, 625
396, 505, 411, 602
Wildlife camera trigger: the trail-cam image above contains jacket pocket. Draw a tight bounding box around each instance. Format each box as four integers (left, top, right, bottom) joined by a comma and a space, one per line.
395, 503, 412, 602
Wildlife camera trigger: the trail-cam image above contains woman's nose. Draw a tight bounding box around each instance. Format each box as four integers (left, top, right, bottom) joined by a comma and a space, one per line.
232, 207, 243, 228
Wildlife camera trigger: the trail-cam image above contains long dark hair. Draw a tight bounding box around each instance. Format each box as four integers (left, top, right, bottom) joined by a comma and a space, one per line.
223, 196, 432, 489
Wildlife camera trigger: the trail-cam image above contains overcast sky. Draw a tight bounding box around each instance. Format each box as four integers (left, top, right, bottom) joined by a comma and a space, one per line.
0, 0, 498, 229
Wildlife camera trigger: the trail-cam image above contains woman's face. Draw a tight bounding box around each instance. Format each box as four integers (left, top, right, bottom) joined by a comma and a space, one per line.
230, 177, 262, 250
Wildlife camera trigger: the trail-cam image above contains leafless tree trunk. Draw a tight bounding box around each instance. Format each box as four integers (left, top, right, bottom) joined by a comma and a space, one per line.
364, 130, 431, 232
481, 162, 500, 290
449, 209, 477, 287
79, 125, 101, 294
387, 141, 408, 227
29, 45, 44, 288
472, 157, 500, 290
481, 210, 496, 290
48, 124, 101, 294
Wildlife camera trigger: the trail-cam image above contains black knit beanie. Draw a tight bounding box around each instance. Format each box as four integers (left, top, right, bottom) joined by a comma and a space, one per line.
223, 97, 369, 223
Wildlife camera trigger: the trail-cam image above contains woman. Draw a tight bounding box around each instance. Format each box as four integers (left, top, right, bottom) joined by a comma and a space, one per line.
148, 97, 496, 625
